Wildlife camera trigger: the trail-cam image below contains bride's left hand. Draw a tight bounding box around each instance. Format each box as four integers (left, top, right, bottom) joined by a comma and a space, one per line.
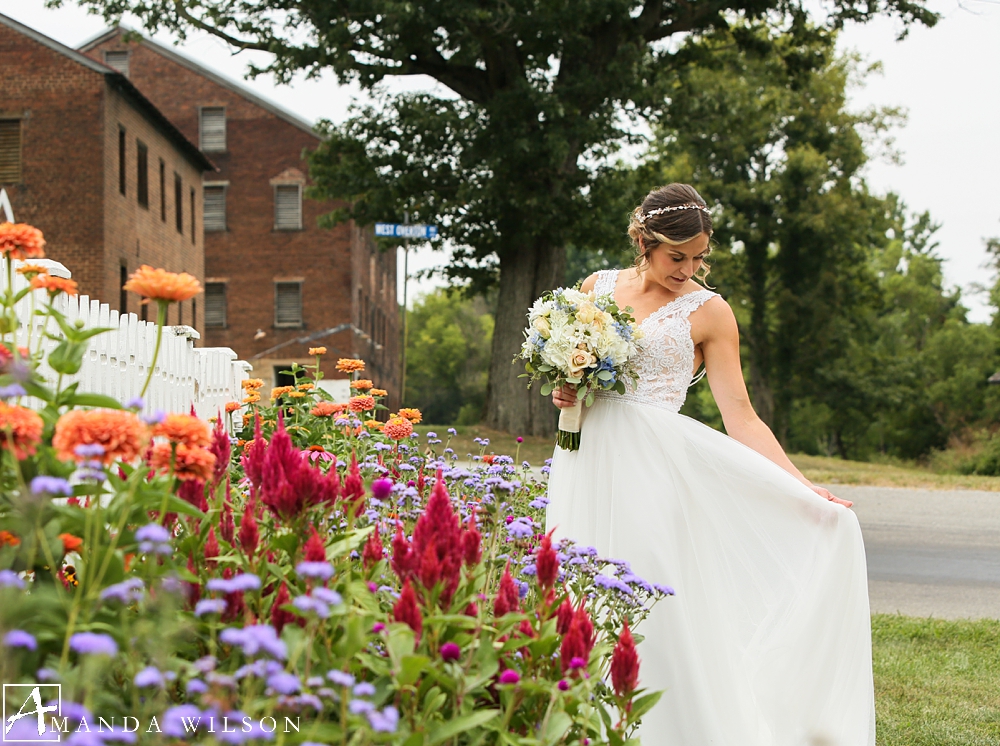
810, 485, 853, 508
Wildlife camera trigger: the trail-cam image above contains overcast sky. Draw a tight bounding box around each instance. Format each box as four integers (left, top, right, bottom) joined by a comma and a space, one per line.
1, 0, 997, 319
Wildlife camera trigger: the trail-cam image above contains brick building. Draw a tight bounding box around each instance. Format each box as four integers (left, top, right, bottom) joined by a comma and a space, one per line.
80, 29, 400, 403
0, 13, 212, 332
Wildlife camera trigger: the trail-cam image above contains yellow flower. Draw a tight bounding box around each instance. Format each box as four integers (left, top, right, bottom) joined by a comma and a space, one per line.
16, 263, 48, 279
398, 408, 423, 424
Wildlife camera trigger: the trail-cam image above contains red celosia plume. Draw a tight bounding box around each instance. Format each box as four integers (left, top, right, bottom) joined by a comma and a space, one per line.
611, 620, 640, 697
362, 529, 384, 568
304, 527, 327, 563
535, 529, 559, 589
461, 513, 482, 567
494, 564, 521, 618
259, 415, 341, 519
238, 510, 259, 558
393, 580, 423, 638
204, 526, 219, 570
560, 604, 596, 673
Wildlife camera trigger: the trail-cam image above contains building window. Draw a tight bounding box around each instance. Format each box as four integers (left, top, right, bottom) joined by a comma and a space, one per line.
204, 184, 227, 231
174, 172, 183, 233
136, 141, 148, 208
159, 159, 166, 221
119, 264, 128, 315
274, 281, 303, 327
190, 187, 196, 243
274, 184, 302, 230
205, 282, 226, 327
199, 107, 226, 152
103, 50, 130, 76
118, 127, 126, 196
0, 119, 22, 183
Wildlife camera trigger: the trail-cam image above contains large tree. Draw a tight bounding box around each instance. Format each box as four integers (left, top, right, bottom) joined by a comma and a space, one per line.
65, 0, 936, 434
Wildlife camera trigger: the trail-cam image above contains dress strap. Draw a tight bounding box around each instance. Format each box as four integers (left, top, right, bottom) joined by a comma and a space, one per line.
592, 269, 619, 297
668, 289, 717, 319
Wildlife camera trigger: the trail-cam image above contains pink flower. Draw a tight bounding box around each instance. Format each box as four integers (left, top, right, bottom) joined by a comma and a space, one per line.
498, 670, 520, 685
440, 642, 461, 662
371, 478, 393, 500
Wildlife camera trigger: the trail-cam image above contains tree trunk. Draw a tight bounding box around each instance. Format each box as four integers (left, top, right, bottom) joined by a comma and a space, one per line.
484, 241, 566, 435
744, 240, 775, 427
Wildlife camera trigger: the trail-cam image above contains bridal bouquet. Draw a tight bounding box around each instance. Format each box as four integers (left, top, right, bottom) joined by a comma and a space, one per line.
518, 287, 643, 450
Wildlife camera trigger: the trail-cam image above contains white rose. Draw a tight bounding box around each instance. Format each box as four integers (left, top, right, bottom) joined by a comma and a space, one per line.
532, 316, 552, 339
576, 302, 597, 325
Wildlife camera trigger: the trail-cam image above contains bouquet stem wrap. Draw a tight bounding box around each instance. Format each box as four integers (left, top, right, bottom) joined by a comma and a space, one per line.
557, 399, 583, 451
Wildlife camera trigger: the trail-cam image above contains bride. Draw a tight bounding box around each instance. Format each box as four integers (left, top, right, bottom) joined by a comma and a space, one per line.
545, 184, 875, 746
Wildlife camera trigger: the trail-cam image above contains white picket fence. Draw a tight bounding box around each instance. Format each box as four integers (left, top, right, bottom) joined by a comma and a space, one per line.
4, 259, 251, 420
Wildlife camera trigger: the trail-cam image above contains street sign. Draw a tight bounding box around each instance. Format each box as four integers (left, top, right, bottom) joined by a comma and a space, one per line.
375, 223, 438, 239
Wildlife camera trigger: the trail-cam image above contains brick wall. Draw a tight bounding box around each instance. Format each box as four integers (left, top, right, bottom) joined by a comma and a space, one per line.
0, 22, 106, 297
84, 32, 401, 404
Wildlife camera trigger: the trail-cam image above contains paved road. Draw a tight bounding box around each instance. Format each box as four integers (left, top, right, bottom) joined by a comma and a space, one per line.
826, 485, 1000, 619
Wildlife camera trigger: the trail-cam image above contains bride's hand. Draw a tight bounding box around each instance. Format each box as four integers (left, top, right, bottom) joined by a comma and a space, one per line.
551, 384, 578, 409
811, 485, 853, 508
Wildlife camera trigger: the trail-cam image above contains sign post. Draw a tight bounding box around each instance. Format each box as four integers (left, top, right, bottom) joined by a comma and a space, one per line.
375, 218, 438, 407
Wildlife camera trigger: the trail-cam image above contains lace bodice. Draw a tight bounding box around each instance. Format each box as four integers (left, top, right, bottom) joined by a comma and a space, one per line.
593, 269, 717, 413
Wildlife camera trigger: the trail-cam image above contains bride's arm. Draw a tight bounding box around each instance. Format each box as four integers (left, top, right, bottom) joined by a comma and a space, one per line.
699, 299, 853, 508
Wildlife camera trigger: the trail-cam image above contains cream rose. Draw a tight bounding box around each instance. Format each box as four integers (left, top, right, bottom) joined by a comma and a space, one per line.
532, 316, 552, 338
568, 346, 596, 376
575, 302, 597, 325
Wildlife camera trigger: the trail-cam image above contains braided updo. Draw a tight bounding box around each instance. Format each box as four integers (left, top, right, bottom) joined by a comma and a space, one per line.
627, 184, 713, 278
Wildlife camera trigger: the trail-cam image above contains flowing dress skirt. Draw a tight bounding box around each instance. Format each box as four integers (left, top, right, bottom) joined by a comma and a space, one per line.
546, 398, 875, 746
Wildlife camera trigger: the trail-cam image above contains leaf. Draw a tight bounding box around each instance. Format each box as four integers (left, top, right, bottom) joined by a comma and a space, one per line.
539, 381, 554, 397
47, 340, 85, 375
542, 711, 573, 746
387, 624, 415, 663
397, 655, 430, 687
596, 370, 614, 380
627, 690, 663, 723
65, 393, 123, 410
425, 710, 500, 746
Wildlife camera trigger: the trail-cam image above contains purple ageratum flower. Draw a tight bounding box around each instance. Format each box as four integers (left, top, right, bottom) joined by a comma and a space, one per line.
594, 574, 634, 596
135, 523, 171, 543
0, 569, 25, 588
186, 679, 208, 694
448, 428, 457, 435
498, 670, 521, 685
69, 632, 118, 656
440, 642, 461, 662
141, 410, 167, 426
124, 396, 144, 410
507, 520, 533, 539
353, 682, 376, 697
516, 580, 529, 599
206, 573, 261, 594
36, 668, 58, 682
100, 577, 144, 604
192, 655, 217, 674
267, 672, 301, 695
292, 595, 330, 618
162, 705, 203, 738
219, 625, 286, 660
367, 706, 400, 733
134, 666, 166, 688
348, 700, 375, 715
306, 676, 325, 688
653, 583, 676, 596
371, 478, 394, 499
327, 670, 355, 687
30, 476, 73, 497
311, 587, 342, 606
295, 562, 335, 581
216, 711, 275, 744
73, 443, 105, 459
0, 383, 27, 398
194, 598, 228, 617
4, 629, 37, 650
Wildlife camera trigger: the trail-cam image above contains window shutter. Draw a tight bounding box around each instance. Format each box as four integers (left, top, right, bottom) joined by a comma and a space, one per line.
275, 282, 303, 327
200, 107, 226, 152
103, 50, 130, 76
0, 120, 21, 183
205, 283, 226, 327
136, 141, 148, 207
274, 185, 302, 230
204, 186, 226, 231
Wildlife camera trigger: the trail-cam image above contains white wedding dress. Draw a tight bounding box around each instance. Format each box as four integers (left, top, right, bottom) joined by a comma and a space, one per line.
546, 269, 875, 746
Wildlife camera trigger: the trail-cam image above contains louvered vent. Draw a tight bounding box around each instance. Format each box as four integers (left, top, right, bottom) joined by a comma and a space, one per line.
204, 283, 226, 327
0, 120, 20, 183
199, 107, 226, 152
275, 282, 303, 327
104, 50, 130, 76
204, 186, 226, 231
274, 185, 302, 230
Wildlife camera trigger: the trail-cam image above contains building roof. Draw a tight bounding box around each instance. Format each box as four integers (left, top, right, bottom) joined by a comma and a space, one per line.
79, 27, 320, 139
0, 12, 215, 172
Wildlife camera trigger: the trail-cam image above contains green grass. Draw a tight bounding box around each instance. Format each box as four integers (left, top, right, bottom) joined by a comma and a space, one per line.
873, 614, 1000, 745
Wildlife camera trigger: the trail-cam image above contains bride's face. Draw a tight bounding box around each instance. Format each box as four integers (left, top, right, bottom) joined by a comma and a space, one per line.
643, 232, 712, 291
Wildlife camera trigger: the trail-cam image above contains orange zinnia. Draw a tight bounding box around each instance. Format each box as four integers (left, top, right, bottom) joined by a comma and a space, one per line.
336, 358, 365, 373
384, 416, 414, 441
225, 402, 241, 413
371, 389, 388, 398
0, 403, 45, 459
150, 442, 216, 482
0, 530, 20, 547
348, 395, 375, 413
297, 383, 315, 391
398, 408, 423, 424
310, 402, 340, 417
243, 392, 261, 404
0, 223, 46, 260
31, 275, 78, 296
270, 386, 295, 400
60, 534, 83, 554
16, 263, 48, 279
308, 347, 327, 356
52, 409, 149, 465
123, 265, 201, 303
350, 379, 374, 391
364, 419, 384, 431
153, 413, 211, 448
242, 378, 264, 391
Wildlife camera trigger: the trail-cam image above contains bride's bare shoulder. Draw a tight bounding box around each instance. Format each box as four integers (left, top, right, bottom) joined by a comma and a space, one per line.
696, 292, 738, 338
580, 272, 601, 293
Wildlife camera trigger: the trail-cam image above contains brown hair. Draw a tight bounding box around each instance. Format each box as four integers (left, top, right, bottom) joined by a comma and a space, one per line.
627, 184, 713, 280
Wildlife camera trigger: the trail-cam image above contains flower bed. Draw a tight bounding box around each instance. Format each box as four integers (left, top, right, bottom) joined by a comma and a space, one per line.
0, 222, 672, 745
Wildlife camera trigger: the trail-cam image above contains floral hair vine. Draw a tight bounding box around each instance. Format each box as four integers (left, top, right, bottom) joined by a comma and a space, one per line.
636, 203, 711, 225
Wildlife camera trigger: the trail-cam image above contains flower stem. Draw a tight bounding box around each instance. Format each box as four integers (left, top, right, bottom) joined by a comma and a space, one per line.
140, 301, 168, 398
